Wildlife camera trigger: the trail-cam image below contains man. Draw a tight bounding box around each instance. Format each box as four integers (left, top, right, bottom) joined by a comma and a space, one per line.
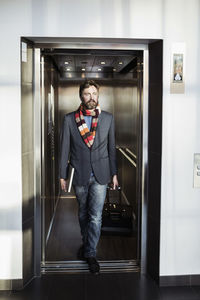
59, 80, 118, 274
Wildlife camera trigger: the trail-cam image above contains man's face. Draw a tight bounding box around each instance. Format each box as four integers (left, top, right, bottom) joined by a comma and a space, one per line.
81, 85, 99, 109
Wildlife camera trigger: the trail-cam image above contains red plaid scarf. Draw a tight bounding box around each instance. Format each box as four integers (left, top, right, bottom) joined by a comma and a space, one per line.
75, 103, 101, 148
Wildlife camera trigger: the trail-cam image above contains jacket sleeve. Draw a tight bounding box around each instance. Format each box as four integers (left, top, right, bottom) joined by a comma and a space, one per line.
59, 115, 70, 180
108, 114, 118, 177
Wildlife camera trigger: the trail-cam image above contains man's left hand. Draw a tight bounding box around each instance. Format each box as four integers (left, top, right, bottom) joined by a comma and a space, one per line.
111, 175, 119, 190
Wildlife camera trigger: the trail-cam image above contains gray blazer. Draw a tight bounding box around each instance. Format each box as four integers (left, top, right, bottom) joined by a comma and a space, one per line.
59, 110, 117, 185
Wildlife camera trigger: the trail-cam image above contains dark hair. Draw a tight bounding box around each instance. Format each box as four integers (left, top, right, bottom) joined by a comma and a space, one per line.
79, 80, 100, 99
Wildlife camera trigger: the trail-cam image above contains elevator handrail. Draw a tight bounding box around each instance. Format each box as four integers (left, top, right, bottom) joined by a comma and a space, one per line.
125, 148, 137, 160
118, 148, 137, 168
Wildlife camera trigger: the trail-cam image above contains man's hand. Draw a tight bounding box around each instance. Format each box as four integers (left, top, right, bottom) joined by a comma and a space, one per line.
110, 175, 119, 190
60, 178, 68, 192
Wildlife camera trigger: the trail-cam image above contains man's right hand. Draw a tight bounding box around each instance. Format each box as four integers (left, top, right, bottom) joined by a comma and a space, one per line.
60, 178, 68, 192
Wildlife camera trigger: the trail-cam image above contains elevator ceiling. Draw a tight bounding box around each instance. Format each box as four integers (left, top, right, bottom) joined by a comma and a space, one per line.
42, 49, 142, 81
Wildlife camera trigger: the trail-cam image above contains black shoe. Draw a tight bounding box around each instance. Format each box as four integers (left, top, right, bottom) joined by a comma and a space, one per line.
86, 257, 100, 274
77, 245, 85, 260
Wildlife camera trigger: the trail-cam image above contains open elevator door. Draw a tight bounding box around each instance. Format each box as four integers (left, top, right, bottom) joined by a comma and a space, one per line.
25, 37, 157, 278
38, 47, 143, 274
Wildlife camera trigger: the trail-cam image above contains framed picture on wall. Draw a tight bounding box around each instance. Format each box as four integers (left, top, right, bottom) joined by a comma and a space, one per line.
170, 43, 185, 94
173, 54, 183, 83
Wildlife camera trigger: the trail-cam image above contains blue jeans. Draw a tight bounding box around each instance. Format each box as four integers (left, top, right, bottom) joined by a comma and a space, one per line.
73, 175, 107, 258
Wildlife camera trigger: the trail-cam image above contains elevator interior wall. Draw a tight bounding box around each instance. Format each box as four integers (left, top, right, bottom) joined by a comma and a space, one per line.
41, 48, 143, 265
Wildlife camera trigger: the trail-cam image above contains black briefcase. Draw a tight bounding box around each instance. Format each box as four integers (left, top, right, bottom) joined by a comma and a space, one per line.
101, 186, 133, 235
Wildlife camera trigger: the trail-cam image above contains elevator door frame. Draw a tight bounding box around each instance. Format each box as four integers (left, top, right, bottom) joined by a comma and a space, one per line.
31, 37, 161, 278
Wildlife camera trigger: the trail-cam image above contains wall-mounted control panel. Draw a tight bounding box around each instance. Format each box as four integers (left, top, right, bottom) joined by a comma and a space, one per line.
193, 153, 200, 188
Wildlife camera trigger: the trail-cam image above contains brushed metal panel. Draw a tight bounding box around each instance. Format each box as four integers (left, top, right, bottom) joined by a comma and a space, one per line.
21, 43, 33, 84
41, 55, 60, 260
22, 152, 34, 222
23, 218, 34, 285
21, 83, 34, 153
0, 280, 11, 290
21, 39, 35, 284
0, 279, 23, 291
122, 156, 137, 211
29, 37, 150, 49
33, 48, 42, 275
113, 84, 138, 153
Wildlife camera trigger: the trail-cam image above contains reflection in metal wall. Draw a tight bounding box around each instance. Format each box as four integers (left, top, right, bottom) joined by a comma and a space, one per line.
41, 56, 59, 243
113, 83, 138, 156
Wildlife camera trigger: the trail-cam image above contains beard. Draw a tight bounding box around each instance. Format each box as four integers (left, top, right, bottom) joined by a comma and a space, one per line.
82, 99, 98, 110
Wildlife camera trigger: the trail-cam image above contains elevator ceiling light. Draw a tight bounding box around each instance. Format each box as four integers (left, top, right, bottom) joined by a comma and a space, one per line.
98, 68, 101, 71
119, 62, 123, 65
82, 68, 85, 71
64, 61, 69, 64
67, 68, 70, 71
101, 61, 105, 65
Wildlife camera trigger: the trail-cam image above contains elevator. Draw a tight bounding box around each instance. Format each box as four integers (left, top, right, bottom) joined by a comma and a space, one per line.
21, 37, 163, 285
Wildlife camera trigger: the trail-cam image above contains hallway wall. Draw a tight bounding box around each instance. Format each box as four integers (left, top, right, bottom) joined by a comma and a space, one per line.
0, 0, 200, 279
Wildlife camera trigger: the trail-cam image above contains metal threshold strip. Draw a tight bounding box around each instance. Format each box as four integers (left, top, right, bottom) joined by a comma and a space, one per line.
41, 260, 140, 274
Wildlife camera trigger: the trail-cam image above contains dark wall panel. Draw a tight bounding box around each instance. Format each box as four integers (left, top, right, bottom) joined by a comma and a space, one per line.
147, 40, 163, 282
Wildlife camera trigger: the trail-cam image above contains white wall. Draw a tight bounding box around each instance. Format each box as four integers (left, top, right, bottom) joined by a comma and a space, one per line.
160, 0, 200, 276
0, 0, 199, 279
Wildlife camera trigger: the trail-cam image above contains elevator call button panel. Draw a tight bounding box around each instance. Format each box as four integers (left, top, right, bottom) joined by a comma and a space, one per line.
193, 154, 200, 188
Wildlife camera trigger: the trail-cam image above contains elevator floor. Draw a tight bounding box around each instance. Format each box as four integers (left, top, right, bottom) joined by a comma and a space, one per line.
45, 196, 137, 261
